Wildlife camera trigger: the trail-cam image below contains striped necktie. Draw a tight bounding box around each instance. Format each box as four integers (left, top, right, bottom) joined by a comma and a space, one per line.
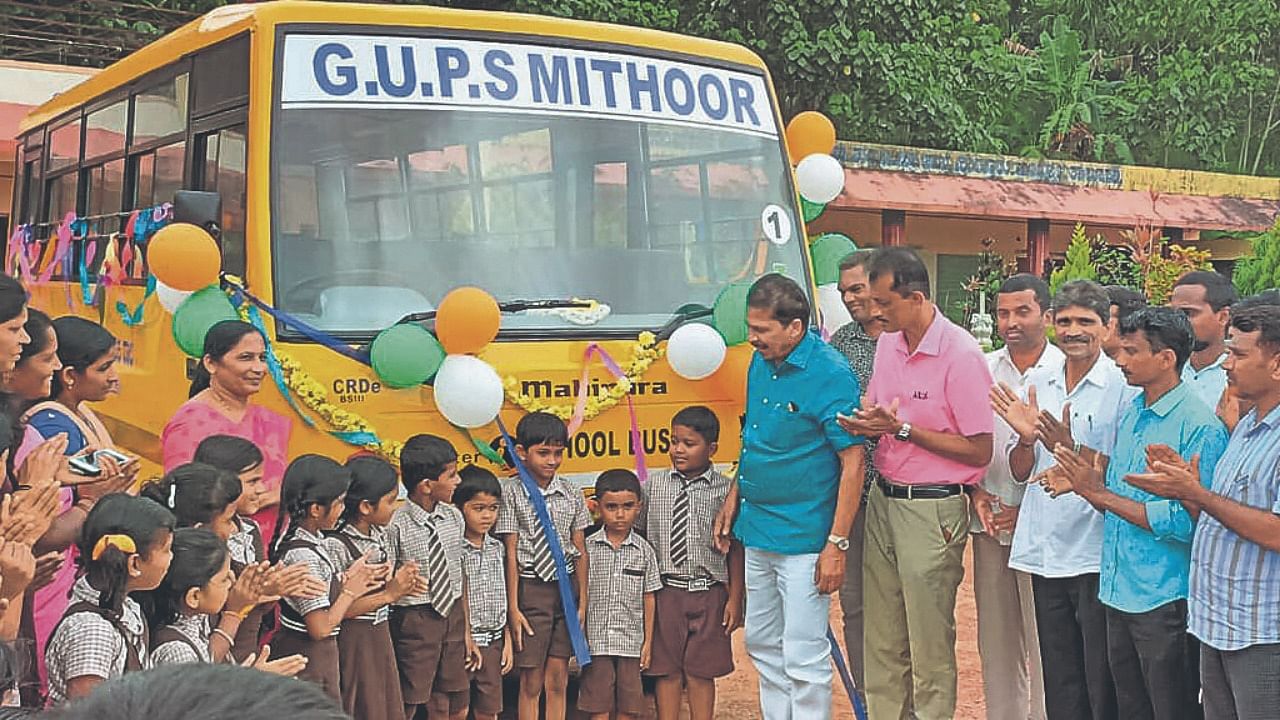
528, 521, 558, 582
670, 480, 691, 571
425, 515, 455, 615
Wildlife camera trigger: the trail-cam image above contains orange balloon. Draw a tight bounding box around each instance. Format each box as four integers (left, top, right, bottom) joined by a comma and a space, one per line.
436, 287, 500, 354
146, 223, 221, 292
785, 111, 837, 165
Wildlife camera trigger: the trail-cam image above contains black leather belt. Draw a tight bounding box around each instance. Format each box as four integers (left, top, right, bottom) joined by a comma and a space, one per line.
877, 479, 965, 500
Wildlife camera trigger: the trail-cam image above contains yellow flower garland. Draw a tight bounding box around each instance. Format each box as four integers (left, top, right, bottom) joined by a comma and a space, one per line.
503, 332, 664, 421
237, 297, 662, 461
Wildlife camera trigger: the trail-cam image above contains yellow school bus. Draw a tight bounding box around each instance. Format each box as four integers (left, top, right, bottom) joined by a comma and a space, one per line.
9, 1, 813, 485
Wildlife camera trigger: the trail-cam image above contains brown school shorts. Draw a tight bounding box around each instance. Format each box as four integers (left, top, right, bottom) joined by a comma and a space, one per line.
515, 575, 578, 668
390, 603, 469, 706
576, 655, 646, 715
647, 583, 735, 680
468, 637, 505, 716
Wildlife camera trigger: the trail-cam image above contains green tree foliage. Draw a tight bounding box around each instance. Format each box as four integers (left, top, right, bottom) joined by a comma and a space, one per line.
1233, 220, 1280, 295
1049, 223, 1097, 293
24, 0, 1280, 175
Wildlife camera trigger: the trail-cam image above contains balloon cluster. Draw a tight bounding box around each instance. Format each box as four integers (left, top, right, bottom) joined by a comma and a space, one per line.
368, 287, 504, 429
784, 112, 857, 293
146, 224, 236, 356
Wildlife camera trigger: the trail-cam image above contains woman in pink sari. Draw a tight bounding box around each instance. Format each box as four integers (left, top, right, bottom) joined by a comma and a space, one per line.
162, 320, 291, 540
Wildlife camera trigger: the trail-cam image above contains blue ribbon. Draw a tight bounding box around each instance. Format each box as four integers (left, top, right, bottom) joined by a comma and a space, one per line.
241, 301, 384, 450
227, 283, 371, 366
78, 247, 93, 306
116, 275, 156, 326
495, 418, 591, 668
827, 626, 868, 720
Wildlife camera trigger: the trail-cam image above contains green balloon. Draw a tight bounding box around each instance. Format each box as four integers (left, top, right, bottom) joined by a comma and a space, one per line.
171, 286, 239, 358
371, 324, 445, 389
801, 197, 827, 222
811, 233, 858, 285
712, 281, 753, 346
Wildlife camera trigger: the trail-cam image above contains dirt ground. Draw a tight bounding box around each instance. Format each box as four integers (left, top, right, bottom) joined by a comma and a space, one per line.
531, 545, 986, 719
711, 544, 986, 720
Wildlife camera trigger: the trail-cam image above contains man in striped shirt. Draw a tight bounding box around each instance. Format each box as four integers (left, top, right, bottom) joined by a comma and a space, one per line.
1127, 305, 1280, 720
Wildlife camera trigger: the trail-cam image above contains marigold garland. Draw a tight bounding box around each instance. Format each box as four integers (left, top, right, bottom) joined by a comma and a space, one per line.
503, 332, 664, 421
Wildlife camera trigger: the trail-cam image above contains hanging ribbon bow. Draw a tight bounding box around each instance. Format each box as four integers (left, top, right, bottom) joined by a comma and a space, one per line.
566, 344, 648, 483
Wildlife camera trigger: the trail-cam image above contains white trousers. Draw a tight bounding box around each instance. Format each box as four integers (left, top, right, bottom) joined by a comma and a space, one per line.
745, 547, 832, 720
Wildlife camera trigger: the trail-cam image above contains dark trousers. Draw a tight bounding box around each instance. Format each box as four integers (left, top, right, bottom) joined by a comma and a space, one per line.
1105, 600, 1201, 720
1032, 573, 1117, 720
1200, 642, 1280, 720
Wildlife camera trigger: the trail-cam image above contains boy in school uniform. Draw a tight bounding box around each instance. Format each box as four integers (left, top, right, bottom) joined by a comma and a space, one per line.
643, 406, 744, 720
579, 469, 663, 720
496, 411, 592, 720
385, 434, 478, 720
454, 465, 511, 720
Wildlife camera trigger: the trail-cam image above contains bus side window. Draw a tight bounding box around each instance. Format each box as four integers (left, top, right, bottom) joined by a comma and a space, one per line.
196, 126, 247, 276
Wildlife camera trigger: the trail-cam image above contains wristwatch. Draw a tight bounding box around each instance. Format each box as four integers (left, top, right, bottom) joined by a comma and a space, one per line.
895, 422, 913, 441
827, 534, 850, 551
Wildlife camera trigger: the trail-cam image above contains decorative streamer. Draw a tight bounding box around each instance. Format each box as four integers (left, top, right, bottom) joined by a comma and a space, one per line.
566, 343, 648, 482
828, 627, 869, 720
496, 417, 591, 668
226, 280, 372, 366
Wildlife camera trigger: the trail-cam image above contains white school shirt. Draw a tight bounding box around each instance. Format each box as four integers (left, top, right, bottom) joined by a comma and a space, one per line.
971, 342, 1066, 541
1181, 351, 1228, 412
1008, 352, 1138, 577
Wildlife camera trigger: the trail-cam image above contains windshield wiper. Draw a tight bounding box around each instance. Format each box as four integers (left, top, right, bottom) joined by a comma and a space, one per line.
395, 299, 593, 326
654, 303, 714, 341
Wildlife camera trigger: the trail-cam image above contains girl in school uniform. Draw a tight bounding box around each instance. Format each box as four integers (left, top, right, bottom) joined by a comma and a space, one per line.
325, 455, 423, 720
194, 434, 290, 655
267, 455, 381, 701
43, 494, 175, 706
141, 526, 305, 676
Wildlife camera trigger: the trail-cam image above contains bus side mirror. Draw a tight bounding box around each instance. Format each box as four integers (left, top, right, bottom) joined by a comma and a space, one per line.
174, 191, 223, 240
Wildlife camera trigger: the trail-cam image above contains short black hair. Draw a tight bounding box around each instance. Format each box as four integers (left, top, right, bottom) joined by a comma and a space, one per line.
1052, 280, 1111, 323
746, 273, 810, 329
1230, 305, 1280, 354
515, 411, 568, 449
1174, 270, 1238, 311
671, 406, 719, 444
399, 434, 458, 493
998, 273, 1050, 312
1119, 306, 1194, 372
193, 435, 264, 475
837, 249, 875, 274
1105, 285, 1147, 324
595, 468, 642, 499
868, 247, 931, 299
454, 465, 502, 506
55, 663, 349, 720
1233, 289, 1280, 314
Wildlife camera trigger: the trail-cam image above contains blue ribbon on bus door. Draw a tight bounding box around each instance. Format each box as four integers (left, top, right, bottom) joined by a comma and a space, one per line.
495, 418, 592, 668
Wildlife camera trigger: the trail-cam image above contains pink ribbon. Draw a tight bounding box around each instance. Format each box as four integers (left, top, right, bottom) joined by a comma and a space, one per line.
566, 343, 648, 482
37, 212, 76, 284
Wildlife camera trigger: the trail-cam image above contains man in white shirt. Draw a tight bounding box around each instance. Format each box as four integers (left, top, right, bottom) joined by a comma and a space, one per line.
973, 274, 1056, 720
1170, 271, 1236, 410
990, 280, 1135, 720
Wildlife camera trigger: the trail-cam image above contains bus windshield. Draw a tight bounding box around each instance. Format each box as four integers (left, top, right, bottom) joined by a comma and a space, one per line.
271, 33, 806, 336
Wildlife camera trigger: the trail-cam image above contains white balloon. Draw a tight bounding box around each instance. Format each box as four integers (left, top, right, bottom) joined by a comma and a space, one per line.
155, 280, 194, 313
667, 323, 728, 381
795, 153, 845, 204
433, 354, 504, 428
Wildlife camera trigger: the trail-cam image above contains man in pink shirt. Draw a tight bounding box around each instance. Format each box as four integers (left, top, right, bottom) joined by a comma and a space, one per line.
840, 247, 994, 720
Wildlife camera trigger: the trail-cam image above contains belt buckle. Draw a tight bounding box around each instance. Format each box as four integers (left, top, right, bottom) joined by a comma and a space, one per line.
686, 576, 713, 592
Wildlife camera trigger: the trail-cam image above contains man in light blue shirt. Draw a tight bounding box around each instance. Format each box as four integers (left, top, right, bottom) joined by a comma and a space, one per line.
1170, 271, 1236, 410
1055, 307, 1228, 720
1126, 305, 1280, 720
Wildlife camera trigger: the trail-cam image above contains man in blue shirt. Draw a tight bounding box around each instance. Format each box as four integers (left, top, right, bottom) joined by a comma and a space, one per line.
1126, 304, 1280, 720
1055, 307, 1229, 720
713, 273, 865, 720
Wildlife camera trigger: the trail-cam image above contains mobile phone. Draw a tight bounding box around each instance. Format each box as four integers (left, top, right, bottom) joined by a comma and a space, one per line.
68, 454, 103, 477
94, 448, 135, 465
